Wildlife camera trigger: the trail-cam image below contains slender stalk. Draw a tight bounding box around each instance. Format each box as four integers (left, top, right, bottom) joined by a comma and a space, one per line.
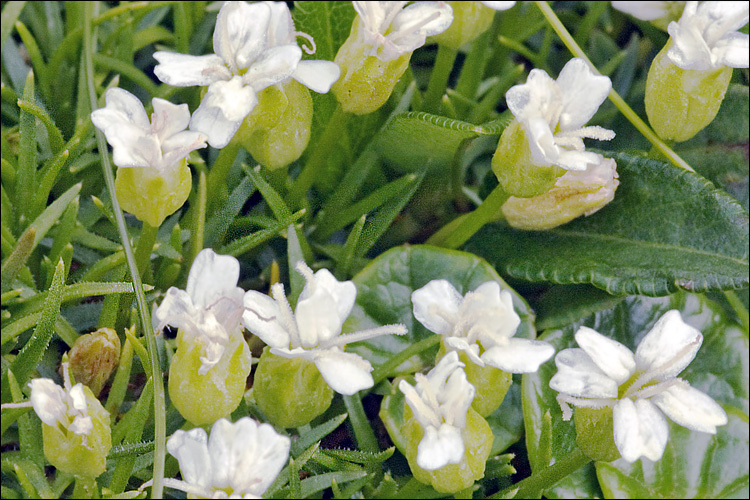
371, 334, 441, 386
134, 221, 159, 282
493, 447, 591, 499
206, 141, 240, 210
423, 45, 458, 114
534, 1, 694, 173
342, 394, 379, 454
83, 5, 165, 497
724, 290, 749, 336
427, 185, 509, 249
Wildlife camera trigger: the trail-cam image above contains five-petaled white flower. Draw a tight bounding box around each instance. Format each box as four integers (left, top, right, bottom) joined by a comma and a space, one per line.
665, 1, 749, 71
399, 350, 474, 471
159, 417, 290, 499
412, 280, 554, 372
90, 87, 207, 171
549, 310, 728, 463
28, 362, 95, 440
153, 1, 340, 148
506, 57, 616, 171
153, 249, 245, 375
243, 262, 407, 396
352, 1, 454, 61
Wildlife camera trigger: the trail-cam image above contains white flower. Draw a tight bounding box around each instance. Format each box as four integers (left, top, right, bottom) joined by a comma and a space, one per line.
506, 57, 615, 171
666, 1, 749, 71
412, 280, 554, 372
352, 1, 454, 61
90, 87, 207, 171
480, 1, 516, 10
162, 417, 290, 499
153, 1, 340, 148
153, 249, 245, 375
398, 351, 474, 471
549, 310, 728, 463
243, 262, 407, 395
29, 362, 94, 440
612, 1, 685, 21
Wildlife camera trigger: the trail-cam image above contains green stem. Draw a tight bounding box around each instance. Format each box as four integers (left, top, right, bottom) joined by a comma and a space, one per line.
534, 1, 694, 173
189, 170, 207, 270
724, 290, 749, 336
427, 185, 509, 249
71, 475, 97, 499
206, 141, 240, 211
134, 222, 159, 282
371, 334, 441, 386
287, 105, 349, 205
423, 45, 458, 114
495, 447, 591, 499
83, 5, 165, 498
342, 394, 379, 454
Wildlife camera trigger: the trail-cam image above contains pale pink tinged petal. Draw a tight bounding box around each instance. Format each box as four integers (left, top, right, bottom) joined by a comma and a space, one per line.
549, 348, 619, 398
444, 337, 484, 366
651, 382, 728, 433
313, 349, 374, 395
186, 249, 240, 310
480, 1, 516, 11
29, 379, 67, 426
611, 1, 671, 21
613, 398, 669, 462
189, 78, 257, 148
153, 52, 229, 86
482, 337, 555, 373
243, 44, 302, 91
150, 98, 190, 140
160, 130, 208, 168
153, 287, 201, 333
242, 291, 290, 349
293, 60, 341, 93
416, 424, 464, 471
713, 31, 749, 68
213, 1, 270, 72
556, 58, 612, 130
243, 421, 291, 495
411, 279, 462, 335
574, 326, 635, 384
167, 428, 213, 490
635, 310, 702, 378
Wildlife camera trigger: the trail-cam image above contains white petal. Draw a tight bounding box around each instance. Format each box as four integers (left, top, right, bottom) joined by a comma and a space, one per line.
556, 58, 612, 131
186, 249, 241, 310
440, 367, 474, 429
416, 424, 464, 471
549, 348, 619, 398
480, 1, 516, 11
444, 337, 484, 366
411, 280, 462, 335
153, 52, 229, 86
167, 428, 213, 490
150, 98, 190, 142
29, 378, 68, 426
651, 382, 728, 433
242, 291, 290, 349
69, 414, 93, 435
160, 130, 208, 170
482, 337, 555, 373
244, 44, 302, 91
462, 283, 521, 345
213, 1, 270, 72
68, 384, 88, 412
611, 1, 671, 20
153, 287, 201, 333
525, 115, 559, 167
613, 398, 669, 462
667, 19, 714, 70
241, 420, 291, 495
574, 326, 635, 384
293, 60, 341, 93
190, 77, 257, 148
295, 267, 356, 346
312, 349, 374, 395
506, 68, 560, 124
713, 31, 749, 68
556, 149, 604, 172
90, 88, 152, 168
634, 310, 702, 378
265, 1, 296, 46
400, 378, 441, 429
390, 1, 454, 53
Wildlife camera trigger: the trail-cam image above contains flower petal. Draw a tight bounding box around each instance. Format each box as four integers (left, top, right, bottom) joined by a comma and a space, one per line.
153, 287, 201, 333
412, 279, 462, 335
713, 31, 750, 68
244, 44, 302, 91
480, 1, 516, 11
167, 428, 213, 490
293, 60, 341, 93
651, 381, 728, 434
549, 348, 619, 398
295, 267, 356, 346
556, 58, 612, 131
213, 1, 270, 72
243, 291, 290, 349
90, 88, 152, 168
153, 52, 229, 86
574, 326, 635, 384
312, 348, 374, 395
611, 1, 672, 20
613, 398, 669, 462
482, 337, 555, 373
29, 378, 68, 427
416, 424, 464, 471
634, 310, 702, 378
506, 68, 561, 125
444, 336, 484, 366
151, 98, 191, 141
190, 77, 258, 148
390, 1, 454, 53
186, 249, 241, 311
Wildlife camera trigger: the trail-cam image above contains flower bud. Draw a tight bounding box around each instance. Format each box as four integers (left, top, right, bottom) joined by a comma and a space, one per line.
402, 403, 493, 493
501, 156, 619, 230
429, 2, 495, 49
252, 347, 334, 428
68, 328, 120, 396
114, 159, 192, 228
236, 80, 314, 170
645, 41, 733, 142
492, 120, 565, 198
574, 406, 621, 462
169, 328, 251, 426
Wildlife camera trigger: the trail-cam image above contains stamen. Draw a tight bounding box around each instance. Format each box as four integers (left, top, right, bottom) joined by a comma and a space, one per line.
320, 324, 407, 349
628, 378, 683, 400
295, 31, 316, 55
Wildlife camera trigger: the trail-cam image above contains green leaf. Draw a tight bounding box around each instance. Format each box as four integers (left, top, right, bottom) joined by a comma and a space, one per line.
345, 244, 536, 372
290, 413, 348, 457
466, 153, 749, 296
204, 175, 256, 247
292, 1, 355, 62
376, 112, 509, 172
522, 293, 748, 498
1, 2, 26, 48
322, 447, 395, 465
